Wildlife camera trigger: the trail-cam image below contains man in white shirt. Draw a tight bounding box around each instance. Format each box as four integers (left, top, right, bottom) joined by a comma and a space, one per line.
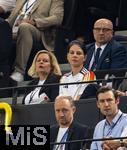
50, 95, 88, 150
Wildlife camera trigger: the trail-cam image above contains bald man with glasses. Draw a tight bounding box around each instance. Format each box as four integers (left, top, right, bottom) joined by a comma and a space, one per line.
84, 18, 127, 71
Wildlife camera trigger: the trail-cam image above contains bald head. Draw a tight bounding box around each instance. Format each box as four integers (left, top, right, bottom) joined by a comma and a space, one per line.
54, 96, 76, 127
93, 18, 113, 46
94, 18, 113, 30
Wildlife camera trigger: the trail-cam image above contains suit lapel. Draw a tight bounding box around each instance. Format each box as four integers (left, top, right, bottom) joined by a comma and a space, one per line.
39, 73, 53, 94
65, 123, 75, 150
85, 45, 95, 68
53, 126, 59, 142
16, 0, 26, 13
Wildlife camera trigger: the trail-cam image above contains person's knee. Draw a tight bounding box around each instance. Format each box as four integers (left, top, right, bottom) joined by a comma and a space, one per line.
18, 23, 34, 33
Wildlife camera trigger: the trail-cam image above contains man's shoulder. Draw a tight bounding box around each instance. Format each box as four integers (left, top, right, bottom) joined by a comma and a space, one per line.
108, 39, 126, 49
69, 121, 89, 139
95, 119, 105, 129
50, 124, 59, 133
70, 121, 88, 131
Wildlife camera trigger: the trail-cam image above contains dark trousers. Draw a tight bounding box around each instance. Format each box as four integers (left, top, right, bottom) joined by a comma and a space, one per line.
0, 17, 12, 76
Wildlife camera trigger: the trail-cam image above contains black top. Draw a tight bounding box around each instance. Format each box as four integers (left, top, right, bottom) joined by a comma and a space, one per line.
22, 73, 61, 104
50, 121, 88, 150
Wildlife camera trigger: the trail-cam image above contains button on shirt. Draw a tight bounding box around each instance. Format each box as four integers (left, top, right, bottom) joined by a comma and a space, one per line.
90, 110, 127, 150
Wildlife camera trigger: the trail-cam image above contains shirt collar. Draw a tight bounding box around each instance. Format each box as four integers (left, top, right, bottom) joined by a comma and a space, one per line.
95, 43, 107, 51
105, 110, 122, 126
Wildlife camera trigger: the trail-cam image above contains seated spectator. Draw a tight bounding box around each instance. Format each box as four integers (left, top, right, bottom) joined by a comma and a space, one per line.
90, 86, 127, 150
50, 95, 88, 150
0, 0, 64, 82
118, 77, 127, 93
74, 0, 120, 44
59, 40, 99, 100
115, 73, 127, 97
0, 0, 15, 14
84, 18, 127, 71
22, 50, 61, 105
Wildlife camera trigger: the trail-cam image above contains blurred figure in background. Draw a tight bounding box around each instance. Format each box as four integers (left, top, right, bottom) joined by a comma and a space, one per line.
0, 0, 64, 82
0, 0, 16, 16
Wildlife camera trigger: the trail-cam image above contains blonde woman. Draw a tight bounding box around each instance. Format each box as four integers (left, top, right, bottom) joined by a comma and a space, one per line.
22, 50, 61, 105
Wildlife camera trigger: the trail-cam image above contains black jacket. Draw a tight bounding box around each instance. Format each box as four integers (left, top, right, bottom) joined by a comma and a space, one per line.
50, 121, 88, 150
22, 73, 61, 104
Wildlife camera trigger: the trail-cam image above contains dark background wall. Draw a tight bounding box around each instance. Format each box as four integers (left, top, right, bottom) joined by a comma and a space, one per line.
0, 97, 127, 128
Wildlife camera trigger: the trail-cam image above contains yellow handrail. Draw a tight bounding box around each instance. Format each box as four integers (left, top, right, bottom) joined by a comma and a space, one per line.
0, 102, 12, 133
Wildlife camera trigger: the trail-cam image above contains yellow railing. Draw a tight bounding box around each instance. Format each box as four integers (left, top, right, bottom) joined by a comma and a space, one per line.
0, 102, 12, 133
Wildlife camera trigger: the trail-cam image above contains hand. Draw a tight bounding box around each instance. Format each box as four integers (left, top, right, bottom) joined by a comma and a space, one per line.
102, 139, 121, 150
102, 142, 111, 150
20, 19, 36, 26
116, 90, 126, 96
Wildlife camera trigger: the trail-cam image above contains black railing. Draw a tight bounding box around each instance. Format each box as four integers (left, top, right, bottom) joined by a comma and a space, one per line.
0, 76, 127, 104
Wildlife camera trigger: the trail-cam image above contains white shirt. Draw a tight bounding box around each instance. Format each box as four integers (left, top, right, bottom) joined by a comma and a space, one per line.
24, 80, 49, 105
118, 127, 127, 150
13, 0, 37, 33
0, 0, 16, 12
21, 0, 37, 18
55, 127, 68, 150
59, 72, 89, 100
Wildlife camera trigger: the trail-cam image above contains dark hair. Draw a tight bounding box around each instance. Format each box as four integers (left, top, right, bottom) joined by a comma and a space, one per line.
96, 86, 119, 100
67, 40, 86, 55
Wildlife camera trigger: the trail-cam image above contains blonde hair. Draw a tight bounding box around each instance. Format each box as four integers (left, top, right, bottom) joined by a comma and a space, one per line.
28, 50, 62, 78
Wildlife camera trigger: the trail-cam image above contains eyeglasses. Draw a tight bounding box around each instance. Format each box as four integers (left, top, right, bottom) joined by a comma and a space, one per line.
93, 27, 112, 33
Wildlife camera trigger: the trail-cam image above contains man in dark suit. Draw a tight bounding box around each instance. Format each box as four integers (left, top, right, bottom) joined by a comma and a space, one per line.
50, 95, 88, 150
84, 18, 127, 71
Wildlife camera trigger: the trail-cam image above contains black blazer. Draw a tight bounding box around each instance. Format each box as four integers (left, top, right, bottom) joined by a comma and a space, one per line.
22, 73, 61, 104
50, 121, 88, 150
85, 39, 127, 70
